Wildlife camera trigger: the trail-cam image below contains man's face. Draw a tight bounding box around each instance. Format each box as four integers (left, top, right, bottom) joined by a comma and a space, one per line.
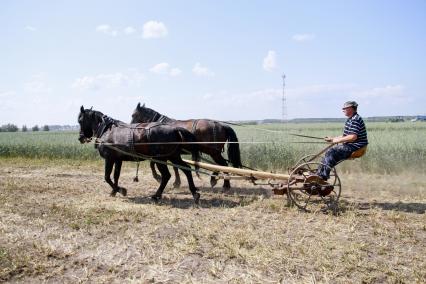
342, 107, 355, 117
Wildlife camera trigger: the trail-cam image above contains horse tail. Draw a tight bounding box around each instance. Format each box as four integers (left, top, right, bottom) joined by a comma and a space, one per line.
176, 128, 200, 170
223, 124, 242, 168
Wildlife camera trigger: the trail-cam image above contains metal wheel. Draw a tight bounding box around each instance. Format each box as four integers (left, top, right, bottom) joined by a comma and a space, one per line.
287, 161, 341, 212
289, 154, 320, 174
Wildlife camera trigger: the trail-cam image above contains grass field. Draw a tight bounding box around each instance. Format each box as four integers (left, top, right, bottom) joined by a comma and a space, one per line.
0, 122, 425, 283
0, 159, 425, 283
1, 121, 425, 174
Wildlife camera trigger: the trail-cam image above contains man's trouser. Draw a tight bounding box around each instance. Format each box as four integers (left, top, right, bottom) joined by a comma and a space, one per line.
317, 144, 354, 180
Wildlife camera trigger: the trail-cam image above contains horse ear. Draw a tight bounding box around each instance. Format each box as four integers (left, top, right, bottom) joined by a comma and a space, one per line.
90, 106, 93, 110
80, 106, 84, 113
137, 102, 141, 110
142, 103, 145, 108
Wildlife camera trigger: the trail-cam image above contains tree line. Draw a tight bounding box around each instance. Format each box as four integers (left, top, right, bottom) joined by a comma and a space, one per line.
0, 124, 50, 132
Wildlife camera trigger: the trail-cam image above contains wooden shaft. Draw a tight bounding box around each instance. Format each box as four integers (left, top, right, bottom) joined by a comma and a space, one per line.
183, 159, 290, 181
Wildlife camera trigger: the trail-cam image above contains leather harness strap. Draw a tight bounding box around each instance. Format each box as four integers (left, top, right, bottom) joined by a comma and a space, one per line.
191, 119, 199, 134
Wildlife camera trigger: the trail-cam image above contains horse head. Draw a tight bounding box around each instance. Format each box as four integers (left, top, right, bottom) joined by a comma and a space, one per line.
78, 105, 103, 143
131, 102, 154, 124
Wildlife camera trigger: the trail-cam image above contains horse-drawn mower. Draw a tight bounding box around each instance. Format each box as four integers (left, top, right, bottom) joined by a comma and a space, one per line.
79, 106, 366, 213
185, 142, 366, 212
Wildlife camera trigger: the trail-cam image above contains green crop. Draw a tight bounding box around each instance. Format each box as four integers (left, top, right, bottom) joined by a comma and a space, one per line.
1, 121, 425, 174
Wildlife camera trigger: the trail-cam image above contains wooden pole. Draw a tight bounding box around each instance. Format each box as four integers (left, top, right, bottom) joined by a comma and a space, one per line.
183, 159, 290, 181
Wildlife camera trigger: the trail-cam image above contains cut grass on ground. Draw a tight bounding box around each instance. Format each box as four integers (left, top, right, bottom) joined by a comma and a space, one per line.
0, 158, 425, 283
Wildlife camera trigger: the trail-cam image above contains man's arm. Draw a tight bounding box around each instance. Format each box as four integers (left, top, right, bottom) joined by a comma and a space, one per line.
324, 134, 357, 143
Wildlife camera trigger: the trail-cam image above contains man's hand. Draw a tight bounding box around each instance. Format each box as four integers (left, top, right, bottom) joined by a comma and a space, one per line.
324, 136, 341, 143
332, 137, 340, 143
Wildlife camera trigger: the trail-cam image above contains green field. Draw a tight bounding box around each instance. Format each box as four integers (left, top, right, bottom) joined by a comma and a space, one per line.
0, 122, 425, 174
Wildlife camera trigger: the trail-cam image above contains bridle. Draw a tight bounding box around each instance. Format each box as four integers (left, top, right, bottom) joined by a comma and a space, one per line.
79, 112, 116, 143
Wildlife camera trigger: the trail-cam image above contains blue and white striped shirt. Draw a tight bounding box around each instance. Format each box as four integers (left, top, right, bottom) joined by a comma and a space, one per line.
343, 113, 368, 150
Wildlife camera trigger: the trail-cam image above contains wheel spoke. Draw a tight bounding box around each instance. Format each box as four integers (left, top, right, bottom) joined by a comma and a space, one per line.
288, 160, 340, 212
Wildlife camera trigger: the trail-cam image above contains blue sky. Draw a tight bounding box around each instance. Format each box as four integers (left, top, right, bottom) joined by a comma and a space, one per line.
1, 0, 425, 126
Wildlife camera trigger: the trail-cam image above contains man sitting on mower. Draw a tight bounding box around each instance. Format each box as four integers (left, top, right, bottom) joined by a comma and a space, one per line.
317, 101, 368, 180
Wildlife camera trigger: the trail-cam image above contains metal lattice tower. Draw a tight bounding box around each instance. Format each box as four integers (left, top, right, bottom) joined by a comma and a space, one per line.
281, 74, 287, 123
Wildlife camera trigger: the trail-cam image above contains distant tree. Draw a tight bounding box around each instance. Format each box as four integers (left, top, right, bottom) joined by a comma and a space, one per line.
22, 125, 28, 132
32, 125, 39, 132
388, 117, 404, 123
43, 125, 50, 131
1, 123, 18, 132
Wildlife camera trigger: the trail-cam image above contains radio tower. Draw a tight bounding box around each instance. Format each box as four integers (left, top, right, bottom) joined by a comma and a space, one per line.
281, 74, 287, 123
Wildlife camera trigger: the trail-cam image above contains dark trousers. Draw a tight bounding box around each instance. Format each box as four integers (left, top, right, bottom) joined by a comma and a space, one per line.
317, 144, 353, 180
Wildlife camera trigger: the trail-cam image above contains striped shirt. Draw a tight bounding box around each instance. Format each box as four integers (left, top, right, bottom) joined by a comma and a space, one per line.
343, 113, 368, 150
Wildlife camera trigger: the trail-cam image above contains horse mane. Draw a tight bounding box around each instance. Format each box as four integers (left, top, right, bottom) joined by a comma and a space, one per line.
90, 110, 105, 118
142, 105, 174, 123
81, 108, 125, 131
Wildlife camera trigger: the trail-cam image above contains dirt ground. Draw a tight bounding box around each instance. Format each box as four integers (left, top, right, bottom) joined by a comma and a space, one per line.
0, 158, 425, 283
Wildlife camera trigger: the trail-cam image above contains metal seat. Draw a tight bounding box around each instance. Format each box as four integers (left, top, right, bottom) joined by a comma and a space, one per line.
349, 146, 367, 159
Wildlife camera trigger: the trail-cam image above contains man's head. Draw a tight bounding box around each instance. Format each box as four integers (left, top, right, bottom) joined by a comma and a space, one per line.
342, 101, 358, 117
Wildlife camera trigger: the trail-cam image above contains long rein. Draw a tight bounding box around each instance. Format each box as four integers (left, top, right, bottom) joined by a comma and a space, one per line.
88, 119, 332, 179
90, 121, 212, 177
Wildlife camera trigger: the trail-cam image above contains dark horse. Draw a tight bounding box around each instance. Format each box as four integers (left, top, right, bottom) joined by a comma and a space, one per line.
131, 103, 242, 189
78, 106, 201, 203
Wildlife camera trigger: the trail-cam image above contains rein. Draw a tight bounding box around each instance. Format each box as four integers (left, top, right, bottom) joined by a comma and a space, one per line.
95, 115, 117, 138
90, 139, 210, 177
92, 140, 328, 145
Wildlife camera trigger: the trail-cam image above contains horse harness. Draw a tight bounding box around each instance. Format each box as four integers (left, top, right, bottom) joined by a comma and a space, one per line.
125, 123, 180, 158
150, 111, 173, 124
190, 119, 222, 152
94, 115, 119, 148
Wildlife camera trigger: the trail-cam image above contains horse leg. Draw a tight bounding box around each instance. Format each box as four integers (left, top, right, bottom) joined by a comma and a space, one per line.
104, 158, 118, 196
113, 160, 127, 196
172, 166, 181, 188
210, 171, 219, 188
211, 154, 231, 189
151, 162, 171, 202
171, 158, 200, 204
150, 161, 162, 183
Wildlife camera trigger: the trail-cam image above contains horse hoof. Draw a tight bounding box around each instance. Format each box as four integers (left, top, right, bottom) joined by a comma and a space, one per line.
173, 182, 181, 189
133, 177, 139, 182
119, 187, 127, 196
151, 195, 161, 202
193, 192, 200, 204
110, 191, 117, 197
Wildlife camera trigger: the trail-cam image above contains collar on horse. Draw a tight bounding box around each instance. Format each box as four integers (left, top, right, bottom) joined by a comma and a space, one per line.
96, 115, 118, 138
150, 111, 173, 123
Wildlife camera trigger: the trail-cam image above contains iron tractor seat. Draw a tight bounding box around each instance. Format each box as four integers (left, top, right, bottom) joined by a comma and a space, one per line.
349, 145, 367, 160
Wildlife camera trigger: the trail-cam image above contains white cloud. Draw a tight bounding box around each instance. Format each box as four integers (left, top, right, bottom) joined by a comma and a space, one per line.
201, 84, 408, 106
198, 83, 412, 119
192, 63, 215, 77
202, 89, 281, 104
124, 26, 136, 35
142, 21, 168, 39
149, 63, 170, 74
351, 85, 405, 99
292, 33, 316, 42
262, 50, 278, 72
0, 91, 15, 98
25, 26, 37, 32
149, 63, 182, 77
288, 83, 356, 98
72, 70, 144, 91
96, 25, 110, 32
96, 24, 118, 36
24, 73, 52, 94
